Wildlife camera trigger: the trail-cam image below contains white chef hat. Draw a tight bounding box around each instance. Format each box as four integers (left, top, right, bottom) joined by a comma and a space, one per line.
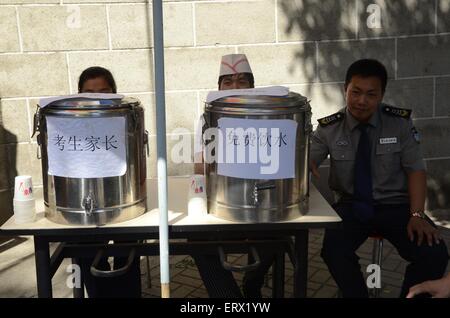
219, 54, 253, 77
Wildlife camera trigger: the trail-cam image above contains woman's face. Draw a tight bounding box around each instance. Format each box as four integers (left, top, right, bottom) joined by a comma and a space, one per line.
81, 77, 113, 93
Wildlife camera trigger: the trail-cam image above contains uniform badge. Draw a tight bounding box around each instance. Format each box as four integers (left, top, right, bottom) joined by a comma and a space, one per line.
412, 127, 420, 143
382, 105, 412, 119
336, 140, 349, 147
318, 112, 344, 127
379, 137, 398, 145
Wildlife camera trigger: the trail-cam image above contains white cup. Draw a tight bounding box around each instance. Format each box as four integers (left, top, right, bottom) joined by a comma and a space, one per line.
14, 175, 34, 201
13, 199, 36, 224
187, 175, 208, 217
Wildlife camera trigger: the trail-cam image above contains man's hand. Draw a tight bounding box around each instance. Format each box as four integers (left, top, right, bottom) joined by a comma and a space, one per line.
407, 216, 441, 246
310, 161, 320, 179
407, 275, 450, 298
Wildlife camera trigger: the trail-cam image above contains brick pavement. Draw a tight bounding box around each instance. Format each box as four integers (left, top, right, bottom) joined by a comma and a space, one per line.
141, 227, 450, 298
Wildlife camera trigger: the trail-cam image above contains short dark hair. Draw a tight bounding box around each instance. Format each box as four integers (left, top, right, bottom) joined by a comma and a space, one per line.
345, 59, 388, 93
78, 66, 117, 93
218, 72, 255, 89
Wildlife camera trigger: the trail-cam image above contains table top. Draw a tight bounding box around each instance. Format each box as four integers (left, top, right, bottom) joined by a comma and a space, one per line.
0, 177, 341, 236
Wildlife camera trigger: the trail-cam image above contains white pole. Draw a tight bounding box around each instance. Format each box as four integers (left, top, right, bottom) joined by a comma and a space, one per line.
151, 0, 170, 298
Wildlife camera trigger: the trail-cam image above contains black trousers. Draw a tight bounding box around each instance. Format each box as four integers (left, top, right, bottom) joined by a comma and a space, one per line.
321, 203, 449, 298
192, 254, 243, 298
79, 240, 142, 298
242, 248, 277, 298
192, 245, 277, 298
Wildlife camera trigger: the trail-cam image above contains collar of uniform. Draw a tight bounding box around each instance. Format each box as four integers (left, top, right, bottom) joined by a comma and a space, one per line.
345, 107, 379, 131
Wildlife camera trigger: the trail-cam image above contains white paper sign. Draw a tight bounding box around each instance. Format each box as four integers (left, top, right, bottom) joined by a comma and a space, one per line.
216, 118, 298, 180
46, 117, 127, 178
39, 93, 124, 108
206, 86, 289, 103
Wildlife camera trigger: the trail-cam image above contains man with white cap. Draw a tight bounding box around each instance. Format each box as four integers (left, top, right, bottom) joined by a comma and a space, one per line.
194, 54, 254, 173
217, 53, 254, 90
192, 54, 277, 298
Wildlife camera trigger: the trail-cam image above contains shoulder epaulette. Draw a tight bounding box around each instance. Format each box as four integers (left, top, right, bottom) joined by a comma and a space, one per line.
382, 105, 412, 119
317, 112, 345, 127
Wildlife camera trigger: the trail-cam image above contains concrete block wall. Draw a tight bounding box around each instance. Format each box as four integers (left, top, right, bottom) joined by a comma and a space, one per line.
0, 0, 449, 224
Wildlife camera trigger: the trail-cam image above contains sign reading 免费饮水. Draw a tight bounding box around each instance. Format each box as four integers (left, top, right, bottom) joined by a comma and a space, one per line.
215, 118, 298, 180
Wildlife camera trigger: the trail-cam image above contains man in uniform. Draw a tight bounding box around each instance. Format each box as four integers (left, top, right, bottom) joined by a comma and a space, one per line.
310, 59, 448, 298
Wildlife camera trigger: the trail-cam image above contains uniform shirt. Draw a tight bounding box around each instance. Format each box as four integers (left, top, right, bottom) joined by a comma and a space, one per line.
310, 103, 425, 204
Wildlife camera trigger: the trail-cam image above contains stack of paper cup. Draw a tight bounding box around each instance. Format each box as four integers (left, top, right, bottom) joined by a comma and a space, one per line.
187, 175, 208, 218
13, 176, 36, 224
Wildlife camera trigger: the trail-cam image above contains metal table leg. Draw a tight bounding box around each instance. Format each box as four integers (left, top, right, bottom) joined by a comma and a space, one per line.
272, 249, 285, 298
34, 236, 53, 298
72, 257, 85, 298
293, 230, 309, 298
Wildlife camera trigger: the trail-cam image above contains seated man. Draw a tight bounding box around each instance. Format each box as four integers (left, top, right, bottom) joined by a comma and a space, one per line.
310, 59, 449, 298
193, 54, 277, 298
78, 66, 141, 298
194, 54, 255, 174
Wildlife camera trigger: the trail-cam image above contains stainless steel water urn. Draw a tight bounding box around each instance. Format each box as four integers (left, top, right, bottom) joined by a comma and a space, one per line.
34, 97, 148, 225
203, 92, 312, 223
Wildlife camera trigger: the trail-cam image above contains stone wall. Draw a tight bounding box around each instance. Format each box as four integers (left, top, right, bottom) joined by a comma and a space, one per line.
1, 0, 449, 223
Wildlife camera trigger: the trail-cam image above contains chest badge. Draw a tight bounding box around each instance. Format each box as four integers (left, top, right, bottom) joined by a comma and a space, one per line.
379, 137, 398, 145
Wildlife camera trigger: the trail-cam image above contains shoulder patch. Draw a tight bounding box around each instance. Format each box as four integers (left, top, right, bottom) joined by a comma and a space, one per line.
317, 112, 345, 127
382, 105, 412, 119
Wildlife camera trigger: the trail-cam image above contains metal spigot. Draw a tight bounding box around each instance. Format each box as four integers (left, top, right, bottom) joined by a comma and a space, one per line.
253, 182, 276, 206
82, 194, 95, 216
253, 185, 259, 205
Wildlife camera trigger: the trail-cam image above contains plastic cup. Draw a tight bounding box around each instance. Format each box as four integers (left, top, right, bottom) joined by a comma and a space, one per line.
13, 199, 36, 224
187, 175, 208, 217
14, 176, 34, 201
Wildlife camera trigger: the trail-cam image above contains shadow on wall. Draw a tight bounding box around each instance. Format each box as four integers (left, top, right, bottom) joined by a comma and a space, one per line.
278, 0, 432, 103
279, 0, 449, 212
427, 163, 450, 213
0, 98, 18, 225
280, 0, 358, 103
